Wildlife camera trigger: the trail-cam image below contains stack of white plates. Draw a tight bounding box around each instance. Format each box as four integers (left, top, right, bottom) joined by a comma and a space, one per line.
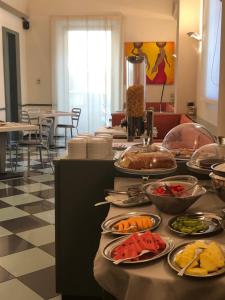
78, 133, 94, 138
95, 133, 113, 156
67, 138, 87, 159
87, 137, 109, 159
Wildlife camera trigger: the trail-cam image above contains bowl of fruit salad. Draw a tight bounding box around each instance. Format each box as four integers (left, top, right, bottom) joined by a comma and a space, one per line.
144, 175, 207, 214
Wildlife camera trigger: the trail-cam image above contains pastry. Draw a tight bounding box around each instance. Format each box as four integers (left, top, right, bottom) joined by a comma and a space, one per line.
119, 151, 175, 170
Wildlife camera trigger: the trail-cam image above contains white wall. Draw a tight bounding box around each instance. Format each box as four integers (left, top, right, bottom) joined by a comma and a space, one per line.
26, 0, 176, 107
175, 0, 201, 114
217, 1, 225, 136
0, 1, 28, 120
3, 0, 28, 14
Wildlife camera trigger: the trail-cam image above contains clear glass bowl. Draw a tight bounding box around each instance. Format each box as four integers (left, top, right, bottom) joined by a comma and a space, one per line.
162, 123, 216, 160
190, 143, 225, 170
116, 143, 176, 173
144, 175, 206, 214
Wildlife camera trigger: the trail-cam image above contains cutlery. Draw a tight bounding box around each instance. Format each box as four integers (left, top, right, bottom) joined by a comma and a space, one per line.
177, 248, 203, 276
113, 249, 150, 264
94, 195, 140, 206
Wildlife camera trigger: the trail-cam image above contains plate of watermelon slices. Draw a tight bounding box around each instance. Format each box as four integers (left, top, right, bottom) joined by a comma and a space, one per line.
102, 231, 174, 264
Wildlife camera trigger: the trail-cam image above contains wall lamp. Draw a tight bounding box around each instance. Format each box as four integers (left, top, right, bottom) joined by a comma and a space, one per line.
187, 32, 202, 41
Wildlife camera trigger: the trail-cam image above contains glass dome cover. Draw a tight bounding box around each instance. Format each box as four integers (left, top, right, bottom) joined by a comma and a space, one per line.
116, 143, 176, 173
162, 123, 216, 160
190, 142, 225, 169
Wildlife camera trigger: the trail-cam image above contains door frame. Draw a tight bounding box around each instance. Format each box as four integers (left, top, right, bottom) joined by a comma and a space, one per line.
2, 26, 22, 121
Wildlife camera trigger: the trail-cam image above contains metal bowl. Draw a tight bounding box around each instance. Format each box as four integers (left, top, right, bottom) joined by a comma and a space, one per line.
144, 177, 207, 214
210, 172, 225, 202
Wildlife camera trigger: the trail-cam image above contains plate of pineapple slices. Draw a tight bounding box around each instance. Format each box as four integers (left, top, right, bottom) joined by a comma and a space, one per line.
168, 240, 225, 277
101, 211, 161, 235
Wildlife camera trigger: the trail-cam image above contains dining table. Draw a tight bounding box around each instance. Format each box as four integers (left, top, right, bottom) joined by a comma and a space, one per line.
0, 122, 39, 174
94, 179, 225, 300
39, 110, 77, 146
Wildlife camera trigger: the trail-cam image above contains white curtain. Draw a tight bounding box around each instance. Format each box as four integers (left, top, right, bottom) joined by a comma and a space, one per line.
201, 0, 222, 101
51, 15, 123, 133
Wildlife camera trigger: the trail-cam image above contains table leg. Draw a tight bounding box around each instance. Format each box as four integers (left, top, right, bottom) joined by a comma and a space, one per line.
0, 132, 7, 173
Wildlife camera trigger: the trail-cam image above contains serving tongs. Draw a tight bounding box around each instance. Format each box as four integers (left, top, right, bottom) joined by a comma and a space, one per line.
95, 186, 146, 207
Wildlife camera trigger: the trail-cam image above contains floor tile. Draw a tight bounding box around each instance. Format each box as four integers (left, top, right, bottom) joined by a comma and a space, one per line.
5, 178, 36, 186
0, 207, 29, 222
0, 188, 24, 198
0, 200, 10, 208
1, 193, 42, 206
39, 243, 55, 257
43, 181, 55, 187
31, 189, 55, 200
0, 226, 12, 237
46, 198, 54, 204
0, 235, 33, 256
34, 210, 55, 224
0, 266, 14, 283
19, 266, 58, 300
18, 160, 43, 166
48, 296, 61, 300
0, 279, 44, 300
0, 215, 49, 233
41, 168, 54, 174
17, 200, 54, 214
17, 225, 55, 247
16, 183, 51, 193
0, 182, 9, 189
0, 248, 55, 277
30, 174, 54, 182
31, 164, 52, 170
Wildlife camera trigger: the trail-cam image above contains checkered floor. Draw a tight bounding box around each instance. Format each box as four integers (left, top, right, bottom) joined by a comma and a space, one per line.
0, 145, 64, 300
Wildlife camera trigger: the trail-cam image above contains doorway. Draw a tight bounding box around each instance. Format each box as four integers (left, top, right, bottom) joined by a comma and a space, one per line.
2, 27, 21, 122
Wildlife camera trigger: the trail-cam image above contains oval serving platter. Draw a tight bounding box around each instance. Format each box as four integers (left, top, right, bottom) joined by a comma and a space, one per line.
105, 193, 151, 208
186, 161, 211, 175
167, 240, 225, 278
102, 234, 174, 264
114, 161, 177, 176
101, 211, 161, 235
168, 213, 223, 237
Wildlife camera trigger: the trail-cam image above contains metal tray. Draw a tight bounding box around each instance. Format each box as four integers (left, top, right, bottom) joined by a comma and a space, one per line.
114, 161, 177, 176
101, 211, 161, 235
168, 213, 222, 236
186, 161, 211, 175
211, 163, 225, 178
168, 240, 225, 278
102, 234, 174, 264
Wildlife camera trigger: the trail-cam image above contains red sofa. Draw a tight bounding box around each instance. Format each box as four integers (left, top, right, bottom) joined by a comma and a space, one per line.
111, 110, 193, 141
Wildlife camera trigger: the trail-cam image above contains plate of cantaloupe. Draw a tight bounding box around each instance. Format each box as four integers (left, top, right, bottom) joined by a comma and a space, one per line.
101, 212, 161, 235
168, 240, 225, 277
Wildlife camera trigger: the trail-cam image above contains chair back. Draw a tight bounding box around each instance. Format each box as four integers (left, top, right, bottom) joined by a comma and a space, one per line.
39, 118, 53, 146
20, 111, 31, 124
71, 108, 81, 128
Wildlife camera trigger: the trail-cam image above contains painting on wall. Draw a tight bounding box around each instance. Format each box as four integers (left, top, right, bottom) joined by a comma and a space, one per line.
124, 41, 175, 85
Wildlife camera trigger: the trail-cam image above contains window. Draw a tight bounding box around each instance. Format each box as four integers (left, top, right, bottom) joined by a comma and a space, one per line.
203, 0, 222, 101
51, 16, 123, 133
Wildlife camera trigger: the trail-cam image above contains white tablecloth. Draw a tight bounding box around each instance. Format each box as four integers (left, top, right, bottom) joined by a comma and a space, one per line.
94, 189, 225, 300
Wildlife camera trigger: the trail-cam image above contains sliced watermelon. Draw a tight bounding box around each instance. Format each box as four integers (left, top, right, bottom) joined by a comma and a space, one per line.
111, 231, 166, 261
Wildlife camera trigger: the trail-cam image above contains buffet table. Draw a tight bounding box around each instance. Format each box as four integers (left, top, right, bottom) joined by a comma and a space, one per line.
94, 189, 225, 300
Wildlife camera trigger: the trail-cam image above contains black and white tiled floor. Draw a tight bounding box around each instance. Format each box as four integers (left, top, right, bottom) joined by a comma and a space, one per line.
0, 147, 62, 300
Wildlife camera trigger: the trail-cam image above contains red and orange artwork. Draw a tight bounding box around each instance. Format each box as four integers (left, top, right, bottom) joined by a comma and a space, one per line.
125, 41, 175, 85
